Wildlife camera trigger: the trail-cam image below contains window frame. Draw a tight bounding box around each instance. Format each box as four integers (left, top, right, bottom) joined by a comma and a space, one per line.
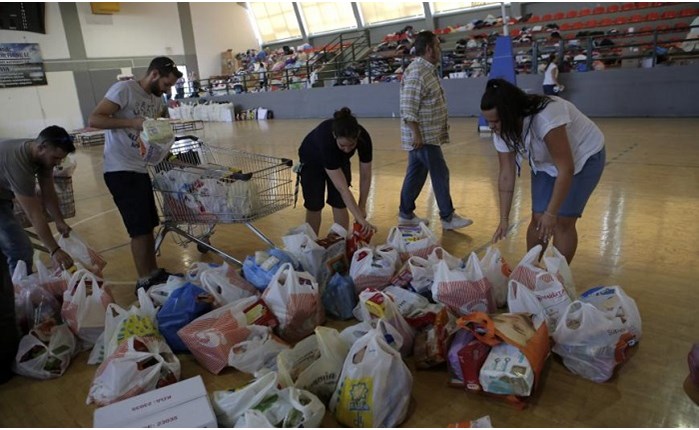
297, 2, 359, 37
356, 2, 426, 28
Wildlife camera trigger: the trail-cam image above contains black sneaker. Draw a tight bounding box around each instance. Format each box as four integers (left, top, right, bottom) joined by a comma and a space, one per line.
135, 269, 183, 293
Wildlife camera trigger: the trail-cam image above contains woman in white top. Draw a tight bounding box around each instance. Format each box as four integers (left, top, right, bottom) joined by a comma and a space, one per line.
480, 78, 605, 263
542, 53, 560, 95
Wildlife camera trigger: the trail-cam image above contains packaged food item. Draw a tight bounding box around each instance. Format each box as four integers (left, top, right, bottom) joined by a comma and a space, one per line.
479, 343, 534, 397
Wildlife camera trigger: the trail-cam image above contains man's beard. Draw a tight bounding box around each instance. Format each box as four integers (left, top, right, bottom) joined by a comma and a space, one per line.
149, 80, 163, 96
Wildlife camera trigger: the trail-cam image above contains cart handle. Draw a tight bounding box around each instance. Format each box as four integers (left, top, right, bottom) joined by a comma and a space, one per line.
175, 135, 200, 142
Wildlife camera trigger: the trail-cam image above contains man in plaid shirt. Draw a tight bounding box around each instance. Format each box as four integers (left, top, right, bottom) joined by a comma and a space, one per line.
398, 31, 473, 230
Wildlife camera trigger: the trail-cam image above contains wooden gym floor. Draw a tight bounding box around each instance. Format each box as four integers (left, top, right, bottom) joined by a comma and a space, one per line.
1, 117, 698, 427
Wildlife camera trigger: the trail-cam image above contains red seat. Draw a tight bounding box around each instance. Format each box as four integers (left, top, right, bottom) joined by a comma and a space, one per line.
646, 12, 660, 21
579, 8, 591, 17
560, 22, 573, 31
615, 16, 628, 25
675, 22, 690, 30
600, 18, 614, 26
606, 5, 619, 13
661, 11, 677, 20
593, 6, 605, 14
639, 25, 654, 33
529, 15, 541, 23
565, 33, 576, 40
585, 19, 597, 28
630, 14, 643, 23
573, 21, 584, 30
636, 2, 651, 8
511, 28, 521, 37
656, 24, 670, 32
622, 3, 636, 11
566, 10, 578, 19
680, 8, 697, 17
542, 13, 552, 21
554, 12, 565, 20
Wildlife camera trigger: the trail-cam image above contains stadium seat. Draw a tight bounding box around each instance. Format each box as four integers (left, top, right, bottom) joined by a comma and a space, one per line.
639, 25, 654, 33
636, 2, 651, 8
622, 3, 636, 11
554, 12, 565, 20
573, 21, 584, 30
593, 6, 605, 14
615, 16, 628, 25
679, 8, 697, 17
661, 11, 677, 20
542, 13, 552, 21
675, 22, 690, 30
606, 5, 619, 13
646, 12, 660, 21
579, 8, 591, 17
600, 18, 614, 26
656, 24, 670, 32
630, 14, 644, 23
585, 20, 597, 28
566, 10, 578, 19
560, 22, 573, 31
529, 15, 541, 23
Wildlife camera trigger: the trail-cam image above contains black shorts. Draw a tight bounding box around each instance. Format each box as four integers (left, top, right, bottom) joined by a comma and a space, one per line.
300, 163, 351, 211
104, 171, 159, 238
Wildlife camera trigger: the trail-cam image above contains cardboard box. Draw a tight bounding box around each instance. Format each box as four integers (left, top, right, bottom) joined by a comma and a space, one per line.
93, 376, 217, 428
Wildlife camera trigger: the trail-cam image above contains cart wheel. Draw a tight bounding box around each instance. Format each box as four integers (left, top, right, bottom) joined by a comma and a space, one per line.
197, 238, 210, 254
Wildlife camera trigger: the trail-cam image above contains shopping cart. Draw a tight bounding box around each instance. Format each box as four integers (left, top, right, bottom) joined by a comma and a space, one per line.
13, 176, 76, 253
169, 119, 204, 134
149, 135, 294, 265
70, 128, 106, 147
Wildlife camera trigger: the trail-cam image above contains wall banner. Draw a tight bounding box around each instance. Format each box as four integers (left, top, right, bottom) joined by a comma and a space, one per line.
0, 43, 47, 88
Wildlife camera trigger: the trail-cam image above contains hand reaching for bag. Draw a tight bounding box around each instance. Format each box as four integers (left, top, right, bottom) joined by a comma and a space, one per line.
51, 248, 74, 271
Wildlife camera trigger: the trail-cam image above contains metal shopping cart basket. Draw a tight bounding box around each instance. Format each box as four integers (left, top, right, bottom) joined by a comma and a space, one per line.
149, 135, 294, 265
169, 119, 204, 134
13, 176, 76, 253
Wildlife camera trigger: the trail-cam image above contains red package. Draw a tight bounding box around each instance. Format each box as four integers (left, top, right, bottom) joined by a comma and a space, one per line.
458, 340, 491, 391
347, 221, 374, 259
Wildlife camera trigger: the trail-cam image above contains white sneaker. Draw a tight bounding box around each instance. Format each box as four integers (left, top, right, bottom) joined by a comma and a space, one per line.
397, 214, 430, 226
441, 213, 473, 230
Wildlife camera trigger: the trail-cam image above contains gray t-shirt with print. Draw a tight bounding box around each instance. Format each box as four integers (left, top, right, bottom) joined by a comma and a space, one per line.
0, 139, 49, 201
102, 80, 164, 174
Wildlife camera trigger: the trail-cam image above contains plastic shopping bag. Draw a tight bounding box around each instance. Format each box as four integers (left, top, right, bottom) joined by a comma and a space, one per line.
103, 287, 159, 359
432, 253, 496, 316
262, 263, 324, 343
552, 301, 639, 382
543, 245, 576, 299
228, 325, 288, 375
139, 118, 174, 165
13, 322, 76, 379
233, 387, 325, 428
480, 246, 512, 308
86, 335, 181, 406
242, 248, 301, 291
277, 326, 349, 403
386, 222, 439, 259
147, 275, 187, 306
330, 326, 413, 428
15, 282, 62, 335
349, 245, 399, 293
579, 285, 642, 340
156, 283, 213, 352
61, 269, 113, 347
178, 296, 278, 374
321, 272, 357, 320
283, 223, 349, 290
354, 289, 414, 356
212, 372, 279, 427
57, 232, 107, 276
200, 263, 258, 307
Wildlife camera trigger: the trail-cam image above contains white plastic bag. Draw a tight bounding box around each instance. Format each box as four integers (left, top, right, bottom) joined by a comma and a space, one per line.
480, 246, 511, 307
387, 222, 439, 259
552, 300, 639, 382
543, 246, 576, 299
139, 118, 174, 164
262, 263, 323, 343
354, 290, 414, 356
148, 275, 187, 306
103, 287, 158, 359
200, 263, 257, 306
349, 245, 399, 293
432, 253, 496, 316
228, 325, 288, 375
86, 336, 181, 406
579, 285, 642, 340
57, 232, 106, 276
212, 372, 279, 427
277, 326, 348, 403
61, 269, 113, 346
330, 327, 413, 428
13, 323, 76, 379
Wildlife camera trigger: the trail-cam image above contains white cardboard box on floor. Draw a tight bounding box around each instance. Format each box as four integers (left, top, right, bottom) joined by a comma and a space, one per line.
93, 375, 217, 428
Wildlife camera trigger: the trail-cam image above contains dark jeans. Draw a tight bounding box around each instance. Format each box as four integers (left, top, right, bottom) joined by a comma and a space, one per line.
0, 199, 34, 273
399, 144, 455, 221
543, 84, 556, 95
0, 249, 18, 383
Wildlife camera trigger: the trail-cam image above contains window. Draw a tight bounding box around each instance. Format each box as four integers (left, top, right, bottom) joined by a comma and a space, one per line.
431, 2, 501, 15
298, 2, 357, 35
247, 2, 302, 44
357, 2, 425, 26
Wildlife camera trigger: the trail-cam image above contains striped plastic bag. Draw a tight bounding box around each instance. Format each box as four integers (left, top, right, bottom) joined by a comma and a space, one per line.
431, 252, 496, 317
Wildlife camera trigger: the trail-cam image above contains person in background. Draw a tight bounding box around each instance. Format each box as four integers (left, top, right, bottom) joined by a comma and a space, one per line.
174, 76, 185, 99
89, 56, 182, 291
481, 78, 606, 263
398, 31, 473, 230
0, 125, 75, 272
297, 107, 376, 236
542, 53, 562, 95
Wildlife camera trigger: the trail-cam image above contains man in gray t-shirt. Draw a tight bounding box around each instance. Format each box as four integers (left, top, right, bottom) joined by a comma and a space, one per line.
0, 126, 76, 272
89, 56, 182, 291
0, 126, 76, 382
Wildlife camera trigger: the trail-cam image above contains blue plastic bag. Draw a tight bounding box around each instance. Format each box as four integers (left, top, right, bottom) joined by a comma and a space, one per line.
242, 248, 301, 291
322, 272, 357, 320
156, 282, 212, 352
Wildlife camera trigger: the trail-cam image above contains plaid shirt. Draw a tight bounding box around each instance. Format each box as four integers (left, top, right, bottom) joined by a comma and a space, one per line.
400, 56, 449, 150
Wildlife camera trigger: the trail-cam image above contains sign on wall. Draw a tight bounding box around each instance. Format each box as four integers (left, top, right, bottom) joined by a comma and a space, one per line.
0, 43, 47, 88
